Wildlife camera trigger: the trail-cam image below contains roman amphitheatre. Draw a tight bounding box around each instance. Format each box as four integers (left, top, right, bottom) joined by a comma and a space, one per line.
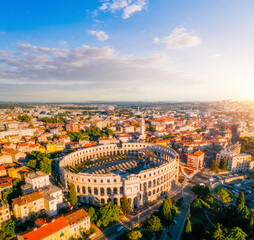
59, 143, 179, 209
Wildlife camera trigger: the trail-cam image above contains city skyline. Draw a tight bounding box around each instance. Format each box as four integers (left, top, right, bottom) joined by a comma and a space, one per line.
1, 0, 254, 102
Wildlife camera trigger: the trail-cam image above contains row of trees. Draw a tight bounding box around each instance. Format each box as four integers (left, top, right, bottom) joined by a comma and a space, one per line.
67, 126, 114, 142
210, 158, 227, 172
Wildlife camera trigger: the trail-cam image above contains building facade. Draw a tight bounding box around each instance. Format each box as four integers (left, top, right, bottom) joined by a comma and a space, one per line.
216, 144, 254, 172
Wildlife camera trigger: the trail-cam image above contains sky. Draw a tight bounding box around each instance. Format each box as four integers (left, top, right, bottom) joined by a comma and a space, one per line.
1, 0, 254, 102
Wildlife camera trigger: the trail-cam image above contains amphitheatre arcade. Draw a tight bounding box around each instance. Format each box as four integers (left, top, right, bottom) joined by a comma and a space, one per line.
59, 143, 179, 209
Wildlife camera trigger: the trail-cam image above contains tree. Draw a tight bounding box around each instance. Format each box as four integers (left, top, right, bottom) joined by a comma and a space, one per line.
18, 114, 31, 122
128, 230, 142, 240
161, 198, 172, 221
147, 215, 162, 232
226, 227, 247, 240
219, 158, 227, 171
96, 202, 120, 227
165, 195, 172, 209
39, 158, 52, 174
213, 223, 225, 240
163, 133, 173, 139
192, 184, 210, 199
1, 219, 16, 238
211, 160, 218, 171
148, 125, 156, 132
87, 125, 101, 136
87, 206, 97, 223
69, 183, 77, 207
105, 128, 114, 137
236, 192, 245, 212
2, 188, 21, 204
121, 194, 131, 215
12, 178, 22, 189
184, 217, 192, 239
27, 159, 37, 170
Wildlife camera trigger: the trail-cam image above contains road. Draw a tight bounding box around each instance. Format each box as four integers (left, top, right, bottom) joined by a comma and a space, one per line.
91, 185, 183, 240
166, 183, 194, 240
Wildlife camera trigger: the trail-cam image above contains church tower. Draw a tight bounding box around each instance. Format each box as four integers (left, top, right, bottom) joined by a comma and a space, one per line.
139, 117, 146, 142
140, 117, 145, 136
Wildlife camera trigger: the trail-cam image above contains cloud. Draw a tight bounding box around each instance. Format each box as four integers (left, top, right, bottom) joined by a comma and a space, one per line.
88, 30, 109, 41
154, 28, 202, 49
0, 43, 205, 101
57, 40, 68, 47
98, 0, 147, 19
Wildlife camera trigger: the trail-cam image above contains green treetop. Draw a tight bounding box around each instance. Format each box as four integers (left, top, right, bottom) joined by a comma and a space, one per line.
121, 194, 131, 215
69, 183, 77, 207
147, 215, 162, 232
128, 230, 142, 240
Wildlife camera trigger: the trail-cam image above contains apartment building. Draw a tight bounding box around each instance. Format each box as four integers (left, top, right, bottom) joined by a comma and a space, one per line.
216, 144, 254, 172
187, 150, 205, 169
46, 142, 65, 153
42, 186, 63, 217
12, 192, 45, 222
12, 186, 63, 222
17, 217, 70, 240
64, 209, 91, 238
22, 171, 50, 194
0, 201, 11, 227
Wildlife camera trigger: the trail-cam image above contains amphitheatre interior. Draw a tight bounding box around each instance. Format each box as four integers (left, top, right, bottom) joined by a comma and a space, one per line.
81, 155, 161, 176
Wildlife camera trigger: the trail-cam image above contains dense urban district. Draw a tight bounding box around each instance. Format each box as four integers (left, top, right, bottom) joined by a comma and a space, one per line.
0, 101, 253, 240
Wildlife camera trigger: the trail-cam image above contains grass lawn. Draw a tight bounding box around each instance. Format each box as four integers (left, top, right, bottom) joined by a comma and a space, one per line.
214, 188, 234, 203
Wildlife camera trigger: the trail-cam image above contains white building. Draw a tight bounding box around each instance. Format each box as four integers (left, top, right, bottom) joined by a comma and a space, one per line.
42, 186, 63, 216
22, 171, 50, 194
216, 144, 254, 172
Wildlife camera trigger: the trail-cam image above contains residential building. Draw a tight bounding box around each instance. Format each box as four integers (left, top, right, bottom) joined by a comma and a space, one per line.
42, 186, 63, 216
22, 171, 50, 194
64, 209, 91, 238
0, 201, 11, 227
17, 217, 70, 240
187, 150, 205, 169
12, 192, 45, 222
66, 124, 79, 133
0, 153, 13, 164
46, 142, 65, 153
8, 165, 33, 180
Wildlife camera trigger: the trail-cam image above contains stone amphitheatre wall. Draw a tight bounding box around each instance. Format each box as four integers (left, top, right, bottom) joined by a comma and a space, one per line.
59, 143, 179, 208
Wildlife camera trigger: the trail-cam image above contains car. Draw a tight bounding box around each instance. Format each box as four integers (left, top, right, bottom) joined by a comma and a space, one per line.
173, 220, 178, 225
116, 226, 125, 233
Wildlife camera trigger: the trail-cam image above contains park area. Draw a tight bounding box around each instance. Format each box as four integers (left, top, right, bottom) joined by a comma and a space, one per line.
183, 183, 254, 240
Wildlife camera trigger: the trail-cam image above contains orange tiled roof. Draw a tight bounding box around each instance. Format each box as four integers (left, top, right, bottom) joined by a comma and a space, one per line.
64, 209, 89, 225
12, 191, 44, 206
21, 217, 69, 240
